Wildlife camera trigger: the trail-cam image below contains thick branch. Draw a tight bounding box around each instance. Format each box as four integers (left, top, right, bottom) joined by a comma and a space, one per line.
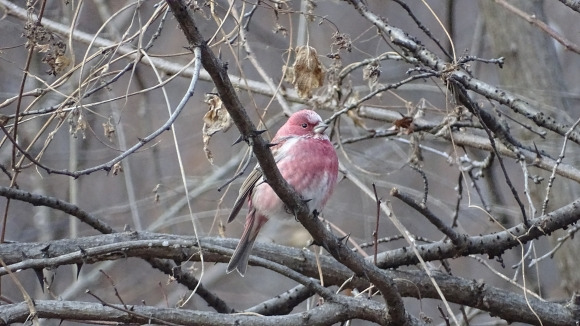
391, 188, 464, 246
0, 299, 392, 326
0, 186, 114, 234
376, 198, 580, 267
0, 186, 232, 313
165, 1, 411, 324
0, 232, 577, 325
246, 285, 313, 315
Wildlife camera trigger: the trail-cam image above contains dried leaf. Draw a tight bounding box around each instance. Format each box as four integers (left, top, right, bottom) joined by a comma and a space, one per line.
0, 114, 9, 126
69, 110, 87, 139
112, 162, 123, 175
202, 94, 233, 164
102, 118, 115, 142
282, 65, 294, 83
273, 23, 288, 37
291, 46, 325, 99
24, 22, 68, 75
152, 184, 161, 203
394, 116, 413, 130
54, 54, 71, 74
393, 116, 415, 134
36, 43, 51, 53
347, 109, 367, 129
305, 0, 316, 22
326, 52, 341, 60
332, 32, 352, 53
363, 61, 381, 90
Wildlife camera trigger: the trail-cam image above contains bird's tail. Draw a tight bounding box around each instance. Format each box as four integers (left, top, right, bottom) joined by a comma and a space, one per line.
226, 212, 264, 276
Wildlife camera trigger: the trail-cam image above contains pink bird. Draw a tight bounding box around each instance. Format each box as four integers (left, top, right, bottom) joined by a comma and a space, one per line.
226, 109, 339, 276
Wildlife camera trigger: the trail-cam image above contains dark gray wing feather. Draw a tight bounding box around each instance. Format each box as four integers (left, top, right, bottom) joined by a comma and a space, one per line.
227, 138, 291, 223
227, 165, 263, 223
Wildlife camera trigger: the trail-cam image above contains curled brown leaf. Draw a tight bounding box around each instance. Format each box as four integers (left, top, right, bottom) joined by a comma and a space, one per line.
290, 45, 325, 99
202, 94, 233, 164
112, 162, 123, 175
102, 118, 116, 142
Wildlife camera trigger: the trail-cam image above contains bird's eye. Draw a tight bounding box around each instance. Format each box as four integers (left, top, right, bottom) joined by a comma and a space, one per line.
301, 123, 308, 128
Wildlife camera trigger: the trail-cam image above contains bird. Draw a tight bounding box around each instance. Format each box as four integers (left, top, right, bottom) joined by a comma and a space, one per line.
226, 109, 339, 276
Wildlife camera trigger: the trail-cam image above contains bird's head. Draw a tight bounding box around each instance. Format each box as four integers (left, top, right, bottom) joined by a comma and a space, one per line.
277, 109, 329, 138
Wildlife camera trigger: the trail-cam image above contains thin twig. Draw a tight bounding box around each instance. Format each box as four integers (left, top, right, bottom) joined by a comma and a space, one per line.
85, 289, 180, 326
451, 172, 463, 228
99, 269, 127, 309
372, 183, 380, 266
391, 0, 453, 60
11, 0, 48, 170
408, 164, 429, 205
391, 188, 464, 246
450, 79, 528, 226
495, 0, 580, 54
217, 148, 254, 192
326, 72, 439, 124
0, 258, 39, 326
542, 116, 580, 215
4, 49, 201, 178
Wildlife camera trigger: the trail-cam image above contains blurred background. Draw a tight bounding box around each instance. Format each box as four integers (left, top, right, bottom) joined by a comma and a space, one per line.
0, 0, 579, 324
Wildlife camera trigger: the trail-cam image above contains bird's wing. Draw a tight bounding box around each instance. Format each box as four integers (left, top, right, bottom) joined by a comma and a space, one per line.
227, 136, 293, 223
227, 165, 263, 223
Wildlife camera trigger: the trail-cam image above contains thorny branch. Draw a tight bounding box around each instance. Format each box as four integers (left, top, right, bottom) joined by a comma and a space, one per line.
0, 231, 578, 325
344, 0, 580, 146
0, 0, 579, 325
165, 0, 411, 324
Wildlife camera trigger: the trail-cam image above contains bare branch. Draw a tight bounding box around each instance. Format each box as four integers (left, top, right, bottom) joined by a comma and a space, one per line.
495, 0, 580, 54
165, 1, 411, 324
344, 0, 580, 145
0, 299, 394, 326
0, 232, 576, 325
391, 188, 464, 246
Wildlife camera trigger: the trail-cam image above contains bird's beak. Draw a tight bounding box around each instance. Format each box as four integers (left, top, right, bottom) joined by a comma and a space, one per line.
314, 122, 329, 134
